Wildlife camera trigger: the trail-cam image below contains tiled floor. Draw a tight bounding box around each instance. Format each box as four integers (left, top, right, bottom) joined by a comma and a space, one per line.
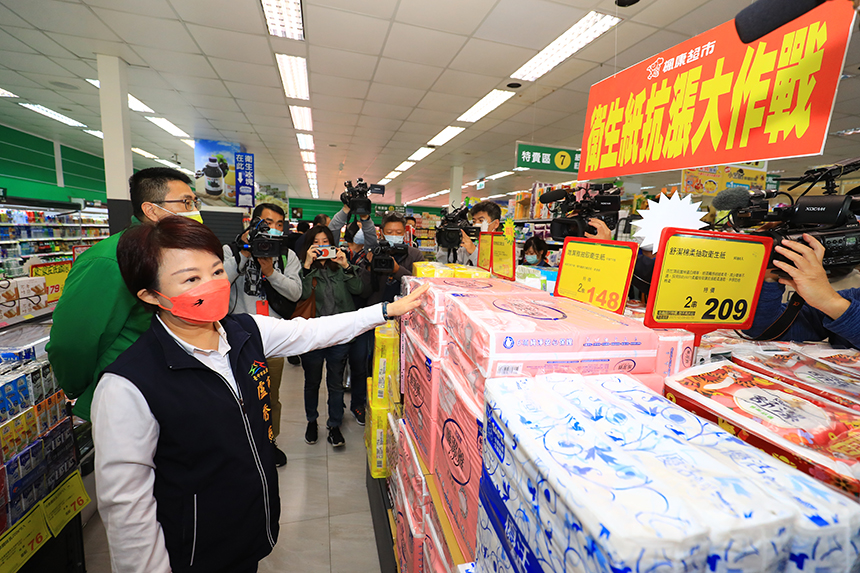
82, 362, 381, 573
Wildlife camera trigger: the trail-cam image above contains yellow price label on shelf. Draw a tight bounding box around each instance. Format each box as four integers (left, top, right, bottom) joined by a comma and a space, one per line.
0, 503, 50, 573
477, 233, 493, 271
649, 233, 770, 326
491, 235, 515, 280
555, 238, 638, 314
42, 470, 90, 536
29, 261, 72, 303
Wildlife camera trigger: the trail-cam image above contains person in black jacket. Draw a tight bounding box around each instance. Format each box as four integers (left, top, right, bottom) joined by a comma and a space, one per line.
367, 212, 425, 305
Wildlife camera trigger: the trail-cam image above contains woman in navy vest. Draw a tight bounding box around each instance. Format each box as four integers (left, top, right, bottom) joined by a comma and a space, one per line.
91, 217, 427, 573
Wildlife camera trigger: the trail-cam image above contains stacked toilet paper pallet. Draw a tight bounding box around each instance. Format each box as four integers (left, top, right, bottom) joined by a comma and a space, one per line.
479, 373, 860, 573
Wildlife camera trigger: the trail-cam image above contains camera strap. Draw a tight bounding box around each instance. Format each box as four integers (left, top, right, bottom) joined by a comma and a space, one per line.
742, 291, 806, 341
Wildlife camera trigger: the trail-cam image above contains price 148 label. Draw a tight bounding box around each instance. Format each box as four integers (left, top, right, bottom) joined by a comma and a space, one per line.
555, 238, 638, 314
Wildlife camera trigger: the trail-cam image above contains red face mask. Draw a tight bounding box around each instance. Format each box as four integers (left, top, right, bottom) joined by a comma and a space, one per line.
154, 279, 230, 323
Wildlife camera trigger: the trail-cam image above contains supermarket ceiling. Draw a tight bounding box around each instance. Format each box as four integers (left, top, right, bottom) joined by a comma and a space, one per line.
1, 0, 860, 206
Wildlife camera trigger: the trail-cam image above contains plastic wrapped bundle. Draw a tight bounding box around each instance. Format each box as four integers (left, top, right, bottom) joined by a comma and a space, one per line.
404, 307, 448, 358
371, 322, 399, 408
551, 373, 860, 573
800, 347, 860, 379
403, 335, 444, 468
401, 276, 536, 324
482, 376, 799, 573
392, 471, 424, 573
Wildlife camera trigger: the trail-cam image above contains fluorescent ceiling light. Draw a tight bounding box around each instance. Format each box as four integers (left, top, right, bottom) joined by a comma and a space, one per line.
301, 151, 315, 163
487, 171, 514, 180
513, 166, 529, 171
834, 127, 860, 136
276, 54, 309, 100
641, 186, 655, 190
86, 79, 154, 113
155, 158, 180, 169
132, 147, 158, 159
86, 79, 100, 88
463, 180, 479, 188
485, 193, 507, 199
179, 168, 196, 177
511, 11, 621, 81
289, 105, 313, 131
261, 0, 304, 40
0, 88, 18, 98
296, 133, 314, 150
181, 138, 196, 148
457, 90, 516, 123
385, 171, 401, 180
395, 161, 415, 172
378, 178, 392, 185
408, 147, 435, 161
304, 163, 317, 172
427, 126, 465, 147
83, 130, 103, 139
145, 116, 189, 138
19, 103, 86, 127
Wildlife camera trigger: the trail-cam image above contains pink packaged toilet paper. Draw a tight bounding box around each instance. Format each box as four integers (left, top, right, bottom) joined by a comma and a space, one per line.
405, 308, 448, 357
434, 363, 483, 560
387, 413, 402, 478
402, 277, 537, 324
423, 507, 455, 573
393, 471, 425, 573
444, 341, 486, 405
444, 293, 659, 378
655, 329, 696, 377
403, 335, 444, 469
628, 372, 665, 394
398, 422, 430, 514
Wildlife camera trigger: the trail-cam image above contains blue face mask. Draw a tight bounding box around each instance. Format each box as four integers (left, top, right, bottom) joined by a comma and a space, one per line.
525, 254, 539, 265
267, 229, 283, 237
385, 235, 404, 245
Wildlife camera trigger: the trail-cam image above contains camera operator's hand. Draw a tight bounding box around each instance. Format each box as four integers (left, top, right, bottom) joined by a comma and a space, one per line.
585, 218, 612, 241
258, 257, 275, 277
304, 246, 319, 269
461, 230, 477, 254
386, 283, 430, 317
334, 249, 350, 269
773, 234, 851, 320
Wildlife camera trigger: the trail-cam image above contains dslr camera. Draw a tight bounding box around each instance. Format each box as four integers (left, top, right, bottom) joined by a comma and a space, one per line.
435, 205, 480, 250
341, 178, 385, 217
237, 217, 284, 258
539, 184, 621, 241
369, 240, 409, 274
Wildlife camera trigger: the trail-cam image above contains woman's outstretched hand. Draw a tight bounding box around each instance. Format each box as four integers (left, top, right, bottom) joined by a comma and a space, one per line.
386, 283, 430, 317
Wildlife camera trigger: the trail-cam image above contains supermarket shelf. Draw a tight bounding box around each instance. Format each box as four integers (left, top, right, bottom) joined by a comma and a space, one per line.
513, 218, 554, 224
0, 222, 107, 227
366, 463, 397, 573
21, 251, 72, 258
418, 247, 436, 252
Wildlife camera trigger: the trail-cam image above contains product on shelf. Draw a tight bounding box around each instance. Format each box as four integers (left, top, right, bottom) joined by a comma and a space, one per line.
403, 335, 444, 469
371, 322, 400, 409
799, 347, 860, 379
387, 413, 401, 481
443, 340, 485, 405
444, 292, 660, 378
665, 361, 860, 498
654, 328, 696, 378
423, 508, 454, 573
413, 261, 456, 278
392, 470, 424, 573
398, 423, 429, 514
403, 307, 447, 358
401, 277, 534, 324
366, 401, 390, 479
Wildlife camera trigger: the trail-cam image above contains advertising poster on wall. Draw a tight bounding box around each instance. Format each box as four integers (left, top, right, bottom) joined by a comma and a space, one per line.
193, 139, 245, 207
682, 163, 767, 196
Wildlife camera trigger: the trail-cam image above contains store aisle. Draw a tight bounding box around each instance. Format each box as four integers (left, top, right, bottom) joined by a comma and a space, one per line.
82, 362, 381, 573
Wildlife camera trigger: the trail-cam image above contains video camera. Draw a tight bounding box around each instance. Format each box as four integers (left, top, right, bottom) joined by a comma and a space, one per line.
237, 217, 285, 258
341, 178, 385, 217
435, 205, 480, 250
539, 183, 621, 241
369, 240, 409, 274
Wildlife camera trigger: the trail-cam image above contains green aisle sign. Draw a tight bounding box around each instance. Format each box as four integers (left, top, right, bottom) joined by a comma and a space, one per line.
515, 142, 580, 173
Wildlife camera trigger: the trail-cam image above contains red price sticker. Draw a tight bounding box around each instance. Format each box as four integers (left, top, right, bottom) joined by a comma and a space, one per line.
42, 470, 90, 536
554, 237, 638, 314
0, 503, 51, 573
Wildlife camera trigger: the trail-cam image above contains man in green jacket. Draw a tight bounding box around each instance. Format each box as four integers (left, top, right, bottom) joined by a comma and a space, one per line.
47, 167, 202, 420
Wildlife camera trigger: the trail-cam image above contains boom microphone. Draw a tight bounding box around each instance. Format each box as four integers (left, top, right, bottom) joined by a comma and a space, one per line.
712, 187, 776, 211
539, 188, 569, 204
734, 0, 824, 44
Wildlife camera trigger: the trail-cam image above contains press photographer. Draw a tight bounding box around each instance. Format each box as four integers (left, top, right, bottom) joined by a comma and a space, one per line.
435, 201, 501, 265
368, 212, 424, 304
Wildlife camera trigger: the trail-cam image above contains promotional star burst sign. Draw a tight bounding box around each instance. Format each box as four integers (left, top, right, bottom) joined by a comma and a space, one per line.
503, 218, 515, 243
632, 193, 706, 252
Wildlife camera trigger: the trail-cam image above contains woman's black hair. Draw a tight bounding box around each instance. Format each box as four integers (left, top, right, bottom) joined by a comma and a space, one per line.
299, 225, 341, 270
521, 236, 548, 263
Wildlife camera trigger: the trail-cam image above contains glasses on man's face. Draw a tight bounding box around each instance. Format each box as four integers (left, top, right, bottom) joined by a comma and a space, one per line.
159, 197, 202, 211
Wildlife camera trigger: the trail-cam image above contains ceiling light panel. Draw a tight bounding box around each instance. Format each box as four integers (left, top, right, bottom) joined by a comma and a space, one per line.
0, 88, 18, 98
835, 127, 860, 136
408, 147, 435, 161
132, 147, 158, 159
385, 171, 401, 180
127, 94, 154, 113
487, 171, 514, 180
457, 90, 516, 122
19, 103, 86, 127
289, 105, 313, 131
511, 11, 621, 82
276, 54, 310, 100
378, 178, 392, 185
155, 158, 180, 168
83, 130, 104, 139
427, 126, 465, 147
145, 116, 190, 138
296, 133, 314, 150
304, 163, 317, 172
301, 151, 316, 163
395, 161, 415, 172
181, 139, 196, 148
261, 0, 304, 40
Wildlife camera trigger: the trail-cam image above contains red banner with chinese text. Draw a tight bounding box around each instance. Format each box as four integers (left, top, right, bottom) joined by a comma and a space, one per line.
579, 1, 855, 180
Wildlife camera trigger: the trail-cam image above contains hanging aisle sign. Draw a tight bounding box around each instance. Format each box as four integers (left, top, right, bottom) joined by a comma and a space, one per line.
554, 238, 638, 314
235, 152, 255, 209
579, 1, 855, 180
515, 142, 580, 173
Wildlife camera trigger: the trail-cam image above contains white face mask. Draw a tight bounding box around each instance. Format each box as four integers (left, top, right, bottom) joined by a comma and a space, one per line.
479, 221, 489, 233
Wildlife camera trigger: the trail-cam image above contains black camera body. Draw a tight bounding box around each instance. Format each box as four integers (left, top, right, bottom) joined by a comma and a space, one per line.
435, 205, 480, 250
541, 185, 621, 242
370, 240, 409, 274
239, 217, 284, 258
341, 178, 385, 216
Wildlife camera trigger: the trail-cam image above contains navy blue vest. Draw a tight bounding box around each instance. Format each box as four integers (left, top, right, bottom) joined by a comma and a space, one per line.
103, 314, 279, 572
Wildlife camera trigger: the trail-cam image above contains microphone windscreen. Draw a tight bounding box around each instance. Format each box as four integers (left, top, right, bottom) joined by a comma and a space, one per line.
538, 188, 569, 204
734, 0, 823, 44
712, 187, 753, 211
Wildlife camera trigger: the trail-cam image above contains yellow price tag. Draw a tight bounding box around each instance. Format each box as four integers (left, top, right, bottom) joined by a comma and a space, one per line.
477, 233, 493, 271
650, 233, 770, 326
491, 235, 515, 280
555, 239, 637, 314
42, 470, 90, 536
29, 261, 72, 304
0, 503, 51, 573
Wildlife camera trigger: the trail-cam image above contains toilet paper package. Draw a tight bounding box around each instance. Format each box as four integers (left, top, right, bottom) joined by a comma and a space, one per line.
372, 322, 400, 409
443, 341, 486, 406
387, 413, 402, 479
562, 373, 860, 572
398, 422, 430, 513
434, 363, 483, 560
413, 262, 456, 278
483, 376, 800, 573
732, 350, 860, 410
365, 402, 390, 479
655, 329, 696, 377
423, 501, 456, 573
402, 277, 536, 324
444, 293, 659, 378
665, 361, 860, 499
799, 347, 860, 378
405, 308, 448, 358
393, 470, 425, 573
403, 335, 444, 469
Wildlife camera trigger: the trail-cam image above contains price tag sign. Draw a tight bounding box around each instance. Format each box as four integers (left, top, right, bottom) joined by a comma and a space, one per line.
477, 232, 494, 271
491, 234, 515, 281
645, 228, 772, 342
0, 503, 50, 573
42, 470, 91, 536
554, 238, 638, 314
29, 261, 72, 303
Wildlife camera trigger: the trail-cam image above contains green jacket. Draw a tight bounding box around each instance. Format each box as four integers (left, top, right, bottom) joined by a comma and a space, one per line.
46, 220, 150, 420
301, 264, 364, 318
